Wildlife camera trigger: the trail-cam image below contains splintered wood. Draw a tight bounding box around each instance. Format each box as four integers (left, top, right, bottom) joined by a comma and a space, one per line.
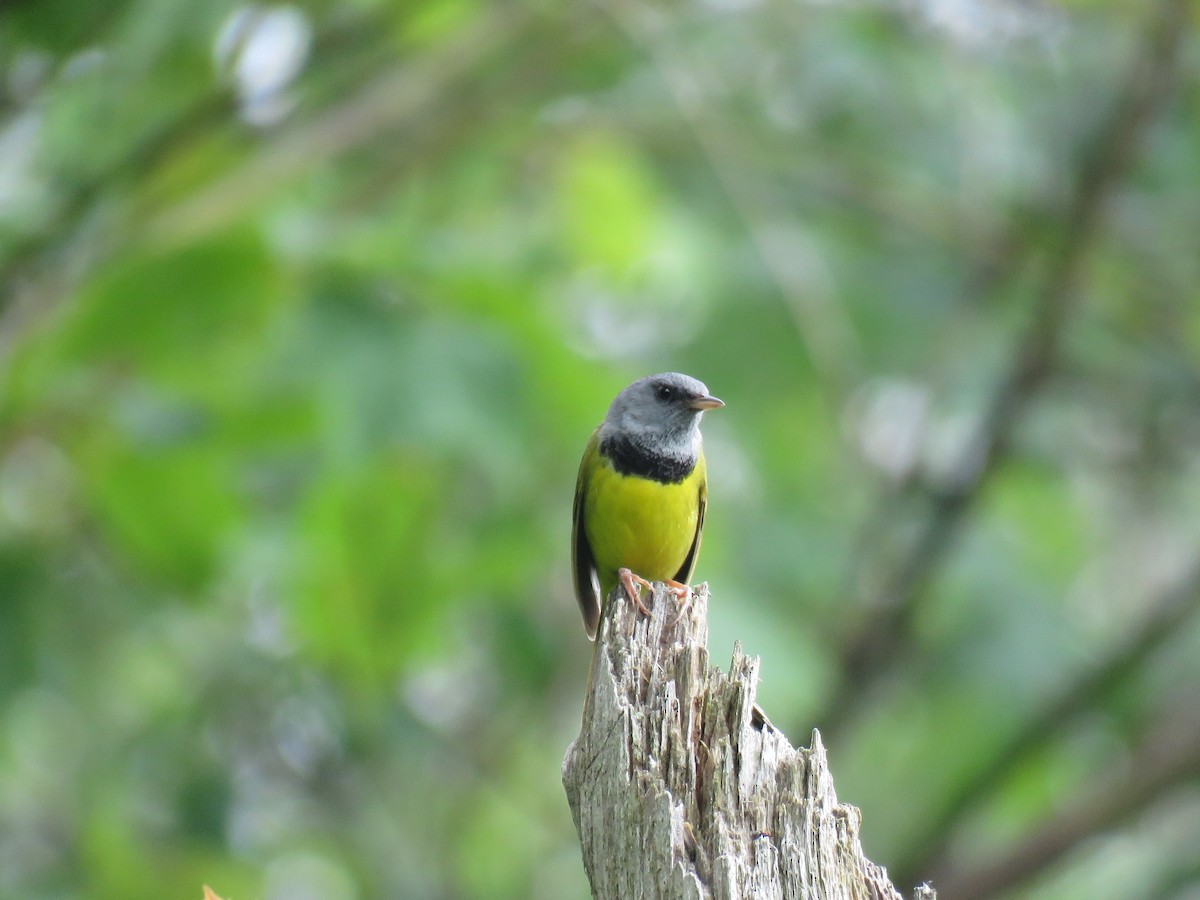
562, 584, 935, 900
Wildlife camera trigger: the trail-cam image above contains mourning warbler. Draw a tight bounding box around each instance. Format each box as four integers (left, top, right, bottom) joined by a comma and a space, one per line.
571, 373, 723, 639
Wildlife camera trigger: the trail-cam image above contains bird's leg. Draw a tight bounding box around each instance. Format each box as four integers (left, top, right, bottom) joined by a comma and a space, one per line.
618, 568, 655, 617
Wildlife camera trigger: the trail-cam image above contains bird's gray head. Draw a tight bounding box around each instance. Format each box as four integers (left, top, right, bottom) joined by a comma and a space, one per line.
600, 372, 723, 455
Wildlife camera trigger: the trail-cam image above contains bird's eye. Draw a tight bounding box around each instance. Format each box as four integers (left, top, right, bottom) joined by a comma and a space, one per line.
655, 384, 674, 401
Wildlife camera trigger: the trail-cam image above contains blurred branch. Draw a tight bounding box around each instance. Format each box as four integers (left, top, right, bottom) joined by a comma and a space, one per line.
1145, 853, 1200, 900
148, 5, 531, 247
819, 0, 1190, 734
894, 555, 1200, 888
0, 5, 536, 374
0, 50, 227, 308
928, 694, 1200, 899
0, 3, 407, 309
0, 92, 232, 374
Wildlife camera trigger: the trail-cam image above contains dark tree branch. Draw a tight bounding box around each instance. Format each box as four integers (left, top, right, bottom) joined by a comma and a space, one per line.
928, 696, 1200, 898
820, 0, 1190, 735
1145, 854, 1200, 900
893, 556, 1200, 887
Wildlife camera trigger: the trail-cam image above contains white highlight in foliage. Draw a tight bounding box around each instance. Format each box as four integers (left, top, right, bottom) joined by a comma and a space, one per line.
850, 379, 930, 480
0, 112, 43, 219
215, 6, 312, 126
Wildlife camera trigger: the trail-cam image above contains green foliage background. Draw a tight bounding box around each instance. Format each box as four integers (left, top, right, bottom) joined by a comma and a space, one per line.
2, 0, 1199, 897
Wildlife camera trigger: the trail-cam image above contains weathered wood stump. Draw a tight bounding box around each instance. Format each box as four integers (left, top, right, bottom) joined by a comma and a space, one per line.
563, 583, 934, 900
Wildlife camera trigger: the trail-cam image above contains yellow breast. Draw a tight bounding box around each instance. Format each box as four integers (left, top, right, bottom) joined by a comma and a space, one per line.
583, 452, 705, 593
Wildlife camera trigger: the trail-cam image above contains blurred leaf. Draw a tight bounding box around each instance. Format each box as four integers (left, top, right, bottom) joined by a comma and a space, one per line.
81, 435, 243, 590
291, 453, 448, 687
556, 133, 659, 280
59, 231, 285, 379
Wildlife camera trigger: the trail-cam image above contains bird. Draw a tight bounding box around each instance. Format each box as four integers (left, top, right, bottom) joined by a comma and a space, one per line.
571, 372, 723, 639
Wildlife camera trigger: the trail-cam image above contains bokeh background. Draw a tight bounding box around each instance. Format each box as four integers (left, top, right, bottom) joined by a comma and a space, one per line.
2, 0, 1199, 897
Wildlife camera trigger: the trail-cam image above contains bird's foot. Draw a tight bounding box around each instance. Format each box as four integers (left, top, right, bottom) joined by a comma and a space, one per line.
663, 579, 693, 600
618, 568, 655, 617
664, 579, 694, 626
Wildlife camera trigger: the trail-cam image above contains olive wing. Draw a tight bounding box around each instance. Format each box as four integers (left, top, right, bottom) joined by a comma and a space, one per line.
572, 429, 603, 639
672, 450, 707, 586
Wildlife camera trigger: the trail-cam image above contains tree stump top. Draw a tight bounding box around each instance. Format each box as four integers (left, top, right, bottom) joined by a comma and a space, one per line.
563, 583, 934, 900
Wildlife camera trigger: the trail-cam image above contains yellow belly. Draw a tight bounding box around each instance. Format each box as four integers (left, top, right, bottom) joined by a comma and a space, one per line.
583, 457, 702, 594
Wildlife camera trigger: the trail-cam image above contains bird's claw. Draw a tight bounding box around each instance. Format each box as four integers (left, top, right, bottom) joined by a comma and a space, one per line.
618, 567, 655, 617
619, 571, 695, 624
664, 579, 694, 626
663, 579, 692, 601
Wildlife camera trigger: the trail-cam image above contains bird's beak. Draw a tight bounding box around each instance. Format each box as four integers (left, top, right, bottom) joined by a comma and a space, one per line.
689, 393, 724, 410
